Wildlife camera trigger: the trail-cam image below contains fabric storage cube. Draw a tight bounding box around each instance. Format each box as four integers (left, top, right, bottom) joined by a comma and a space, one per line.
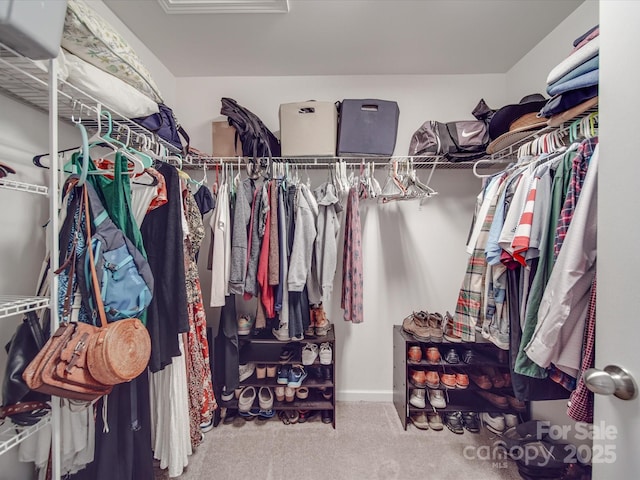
0, 0, 67, 60
337, 99, 400, 156
279, 101, 338, 156
212, 120, 242, 157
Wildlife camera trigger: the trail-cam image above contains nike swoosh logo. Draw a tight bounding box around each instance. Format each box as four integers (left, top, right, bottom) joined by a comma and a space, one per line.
461, 130, 478, 138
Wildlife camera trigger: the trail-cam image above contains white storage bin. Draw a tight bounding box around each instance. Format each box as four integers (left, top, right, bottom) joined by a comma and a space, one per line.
0, 0, 67, 59
279, 101, 338, 156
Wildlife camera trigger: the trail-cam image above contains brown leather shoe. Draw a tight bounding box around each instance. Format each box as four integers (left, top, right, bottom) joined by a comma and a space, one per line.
455, 372, 469, 389
408, 346, 422, 363
476, 390, 509, 409
410, 369, 427, 388
469, 372, 492, 390
502, 372, 512, 388
440, 372, 457, 389
425, 371, 440, 389
442, 311, 462, 343
425, 347, 441, 364
506, 395, 527, 412
482, 367, 506, 389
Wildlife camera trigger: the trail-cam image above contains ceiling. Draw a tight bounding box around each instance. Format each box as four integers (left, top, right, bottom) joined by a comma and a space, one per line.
103, 0, 584, 77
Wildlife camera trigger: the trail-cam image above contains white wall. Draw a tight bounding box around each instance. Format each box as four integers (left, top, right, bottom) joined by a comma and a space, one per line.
176, 73, 506, 401
506, 0, 599, 102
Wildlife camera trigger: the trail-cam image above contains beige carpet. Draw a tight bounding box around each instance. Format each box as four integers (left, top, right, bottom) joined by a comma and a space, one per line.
159, 402, 522, 480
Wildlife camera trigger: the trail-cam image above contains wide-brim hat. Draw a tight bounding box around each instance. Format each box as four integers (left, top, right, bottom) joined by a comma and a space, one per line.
547, 96, 598, 128
486, 111, 548, 154
488, 93, 548, 140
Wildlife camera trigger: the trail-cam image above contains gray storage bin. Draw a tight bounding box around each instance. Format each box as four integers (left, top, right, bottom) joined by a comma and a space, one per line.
337, 99, 400, 156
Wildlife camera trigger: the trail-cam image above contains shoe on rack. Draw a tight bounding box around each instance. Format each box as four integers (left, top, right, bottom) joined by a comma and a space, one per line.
285, 386, 296, 402
256, 364, 267, 379
462, 412, 481, 433
469, 372, 493, 390
402, 311, 431, 342
237, 315, 255, 336
200, 418, 214, 433
238, 386, 257, 413
298, 409, 319, 423
220, 389, 234, 402
279, 346, 295, 362
223, 408, 237, 425
409, 388, 426, 409
428, 389, 446, 409
314, 305, 331, 337
258, 386, 274, 410
302, 343, 319, 365
410, 369, 427, 388
321, 388, 333, 400
275, 386, 286, 402
408, 345, 422, 363
239, 363, 256, 382
427, 312, 444, 343
321, 410, 333, 424
319, 343, 333, 365
482, 367, 506, 389
277, 365, 291, 385
455, 371, 470, 389
272, 322, 291, 341
506, 395, 527, 412
425, 347, 441, 364
445, 411, 464, 434
481, 412, 506, 434
462, 348, 475, 365
322, 366, 332, 382
442, 311, 463, 343
425, 371, 441, 389
503, 413, 519, 429
410, 412, 430, 430
502, 372, 512, 388
427, 412, 444, 431
305, 307, 316, 338
267, 365, 277, 378
476, 390, 509, 409
296, 387, 309, 400
444, 348, 460, 364
287, 365, 308, 388
440, 372, 458, 390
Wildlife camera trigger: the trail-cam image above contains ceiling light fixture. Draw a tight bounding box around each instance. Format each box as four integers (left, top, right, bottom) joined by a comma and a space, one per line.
157, 0, 290, 14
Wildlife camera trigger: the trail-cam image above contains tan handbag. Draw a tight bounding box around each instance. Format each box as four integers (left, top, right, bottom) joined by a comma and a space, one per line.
23, 183, 151, 401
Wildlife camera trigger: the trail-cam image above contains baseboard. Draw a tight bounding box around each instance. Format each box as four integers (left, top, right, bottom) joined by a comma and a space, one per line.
336, 390, 393, 402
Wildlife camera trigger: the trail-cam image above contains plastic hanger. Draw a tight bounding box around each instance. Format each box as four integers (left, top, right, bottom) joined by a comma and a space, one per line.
71, 118, 90, 187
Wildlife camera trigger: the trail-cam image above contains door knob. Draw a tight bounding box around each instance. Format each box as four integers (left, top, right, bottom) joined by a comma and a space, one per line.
583, 365, 638, 400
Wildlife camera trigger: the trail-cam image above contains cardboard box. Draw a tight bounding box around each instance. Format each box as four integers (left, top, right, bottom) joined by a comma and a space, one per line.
212, 120, 242, 157
279, 101, 337, 156
337, 99, 400, 156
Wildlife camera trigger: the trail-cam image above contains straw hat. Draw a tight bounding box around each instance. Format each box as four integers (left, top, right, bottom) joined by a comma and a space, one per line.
486, 111, 548, 154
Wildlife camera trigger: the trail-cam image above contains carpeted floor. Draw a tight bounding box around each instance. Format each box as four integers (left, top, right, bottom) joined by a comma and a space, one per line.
157, 401, 522, 480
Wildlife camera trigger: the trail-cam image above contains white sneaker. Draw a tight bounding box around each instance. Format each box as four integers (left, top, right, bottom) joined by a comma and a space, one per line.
319, 342, 332, 365
272, 323, 291, 341
481, 412, 505, 434
428, 389, 446, 409
302, 343, 319, 365
409, 388, 426, 409
503, 413, 519, 429
238, 363, 256, 382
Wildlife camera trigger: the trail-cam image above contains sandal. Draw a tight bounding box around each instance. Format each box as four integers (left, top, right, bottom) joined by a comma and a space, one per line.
279, 410, 290, 425
286, 410, 299, 424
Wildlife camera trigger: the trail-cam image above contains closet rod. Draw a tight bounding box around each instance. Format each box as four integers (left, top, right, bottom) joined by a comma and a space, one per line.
181, 155, 443, 169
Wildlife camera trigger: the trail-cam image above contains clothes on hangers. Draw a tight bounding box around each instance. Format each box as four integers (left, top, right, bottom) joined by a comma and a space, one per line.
341, 186, 364, 324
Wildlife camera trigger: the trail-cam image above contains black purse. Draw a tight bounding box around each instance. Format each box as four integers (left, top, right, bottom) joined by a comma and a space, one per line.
1, 311, 51, 426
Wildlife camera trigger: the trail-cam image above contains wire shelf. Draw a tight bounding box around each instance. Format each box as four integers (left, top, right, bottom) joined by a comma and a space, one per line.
0, 178, 48, 195
0, 414, 51, 457
0, 43, 180, 155
0, 295, 49, 319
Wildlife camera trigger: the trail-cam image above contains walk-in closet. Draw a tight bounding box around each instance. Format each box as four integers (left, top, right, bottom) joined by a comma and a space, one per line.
0, 1, 637, 479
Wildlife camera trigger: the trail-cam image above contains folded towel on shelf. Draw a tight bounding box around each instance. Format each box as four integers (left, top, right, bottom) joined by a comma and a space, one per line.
546, 55, 598, 91
547, 69, 599, 97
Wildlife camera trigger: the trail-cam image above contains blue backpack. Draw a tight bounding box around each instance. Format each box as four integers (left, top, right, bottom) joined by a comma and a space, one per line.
79, 182, 154, 322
